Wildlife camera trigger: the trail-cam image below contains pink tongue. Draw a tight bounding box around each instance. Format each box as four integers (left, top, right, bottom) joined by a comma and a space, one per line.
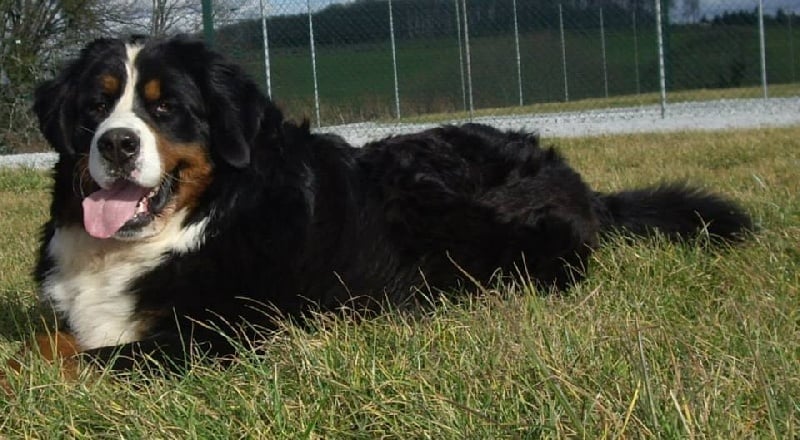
82, 181, 150, 239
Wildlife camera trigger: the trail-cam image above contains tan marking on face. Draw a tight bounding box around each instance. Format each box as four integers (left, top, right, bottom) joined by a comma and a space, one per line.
100, 74, 120, 95
135, 308, 170, 337
144, 79, 161, 102
156, 136, 213, 212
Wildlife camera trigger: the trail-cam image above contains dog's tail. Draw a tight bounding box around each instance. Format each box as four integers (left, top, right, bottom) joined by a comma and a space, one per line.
593, 183, 753, 243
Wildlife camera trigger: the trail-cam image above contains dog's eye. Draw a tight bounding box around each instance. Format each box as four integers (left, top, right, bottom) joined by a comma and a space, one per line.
153, 101, 172, 117
92, 102, 109, 115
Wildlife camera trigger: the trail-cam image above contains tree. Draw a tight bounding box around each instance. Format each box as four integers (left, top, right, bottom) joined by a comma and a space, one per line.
102, 0, 252, 37
679, 0, 701, 23
0, 0, 113, 152
102, 0, 199, 36
0, 0, 106, 83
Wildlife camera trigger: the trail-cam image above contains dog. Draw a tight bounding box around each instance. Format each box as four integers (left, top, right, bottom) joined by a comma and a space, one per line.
24, 35, 751, 371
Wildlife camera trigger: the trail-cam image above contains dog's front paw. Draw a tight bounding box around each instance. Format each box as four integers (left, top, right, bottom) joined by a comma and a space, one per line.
1, 331, 84, 396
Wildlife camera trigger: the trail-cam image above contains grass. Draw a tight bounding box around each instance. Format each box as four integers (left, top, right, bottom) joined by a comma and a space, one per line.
1, 127, 799, 437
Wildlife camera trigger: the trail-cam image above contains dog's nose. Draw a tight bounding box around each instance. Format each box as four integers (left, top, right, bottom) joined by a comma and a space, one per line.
97, 128, 140, 166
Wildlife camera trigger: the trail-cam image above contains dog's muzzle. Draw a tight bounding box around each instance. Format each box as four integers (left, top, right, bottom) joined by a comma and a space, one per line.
96, 127, 140, 173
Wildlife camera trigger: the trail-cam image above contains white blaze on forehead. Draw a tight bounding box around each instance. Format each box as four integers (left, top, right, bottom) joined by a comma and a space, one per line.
115, 44, 141, 113
89, 42, 162, 190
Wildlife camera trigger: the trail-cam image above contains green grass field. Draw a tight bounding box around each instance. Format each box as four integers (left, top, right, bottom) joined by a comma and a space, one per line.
222, 24, 800, 124
1, 127, 799, 437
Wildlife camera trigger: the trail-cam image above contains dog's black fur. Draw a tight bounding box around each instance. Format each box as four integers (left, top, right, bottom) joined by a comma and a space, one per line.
31, 36, 752, 371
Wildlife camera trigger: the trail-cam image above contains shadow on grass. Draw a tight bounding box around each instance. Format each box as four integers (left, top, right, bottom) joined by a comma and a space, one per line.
0, 291, 50, 342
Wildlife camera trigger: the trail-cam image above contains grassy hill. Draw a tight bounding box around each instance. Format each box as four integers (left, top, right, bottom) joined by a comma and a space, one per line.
217, 24, 799, 124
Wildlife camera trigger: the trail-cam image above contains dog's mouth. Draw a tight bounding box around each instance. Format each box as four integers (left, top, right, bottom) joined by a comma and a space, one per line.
82, 172, 176, 239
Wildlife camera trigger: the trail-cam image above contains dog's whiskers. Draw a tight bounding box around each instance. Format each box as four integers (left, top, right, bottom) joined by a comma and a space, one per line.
71, 155, 92, 199
165, 172, 199, 185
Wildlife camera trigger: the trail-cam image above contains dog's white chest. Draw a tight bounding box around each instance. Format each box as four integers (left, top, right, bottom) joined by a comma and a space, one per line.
39, 216, 208, 350
41, 227, 157, 349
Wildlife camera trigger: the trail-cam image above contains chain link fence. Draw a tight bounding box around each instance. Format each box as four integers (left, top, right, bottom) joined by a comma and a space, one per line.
1, 0, 797, 154
210, 0, 798, 133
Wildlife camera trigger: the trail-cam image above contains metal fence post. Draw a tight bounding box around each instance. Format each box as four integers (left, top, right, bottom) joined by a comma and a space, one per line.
259, 0, 272, 98
462, 0, 474, 119
201, 0, 214, 47
758, 0, 768, 99
307, 0, 321, 127
559, 3, 569, 102
512, 0, 523, 106
600, 7, 608, 99
790, 13, 796, 82
661, 0, 672, 90
633, 8, 641, 95
454, 0, 467, 112
388, 0, 401, 119
655, 0, 667, 118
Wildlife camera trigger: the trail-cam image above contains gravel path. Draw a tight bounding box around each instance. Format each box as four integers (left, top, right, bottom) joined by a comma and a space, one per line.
330, 97, 800, 145
3, 97, 799, 169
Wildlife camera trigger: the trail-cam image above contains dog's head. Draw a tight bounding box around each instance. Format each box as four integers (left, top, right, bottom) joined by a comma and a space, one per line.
34, 36, 269, 241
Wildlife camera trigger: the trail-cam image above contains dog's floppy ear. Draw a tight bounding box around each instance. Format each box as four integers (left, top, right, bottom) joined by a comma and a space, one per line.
204, 55, 267, 169
33, 38, 120, 156
33, 64, 79, 155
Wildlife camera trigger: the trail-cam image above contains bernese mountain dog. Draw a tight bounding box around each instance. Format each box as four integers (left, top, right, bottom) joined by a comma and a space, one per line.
24, 35, 751, 371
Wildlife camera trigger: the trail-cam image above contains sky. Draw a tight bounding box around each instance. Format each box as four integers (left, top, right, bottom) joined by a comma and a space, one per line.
263, 0, 800, 18
696, 0, 800, 17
